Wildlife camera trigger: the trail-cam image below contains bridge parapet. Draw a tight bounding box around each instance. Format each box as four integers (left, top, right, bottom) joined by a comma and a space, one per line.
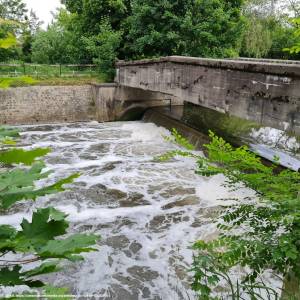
116, 56, 300, 135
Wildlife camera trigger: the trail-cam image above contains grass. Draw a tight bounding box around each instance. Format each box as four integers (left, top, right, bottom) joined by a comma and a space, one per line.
0, 76, 38, 88
0, 63, 108, 87
0, 75, 107, 88
0, 76, 106, 88
33, 76, 106, 86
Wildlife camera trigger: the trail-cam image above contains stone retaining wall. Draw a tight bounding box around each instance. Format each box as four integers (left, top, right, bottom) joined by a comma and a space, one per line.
0, 85, 95, 125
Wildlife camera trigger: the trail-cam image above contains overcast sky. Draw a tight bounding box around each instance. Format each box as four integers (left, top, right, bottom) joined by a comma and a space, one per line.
24, 0, 62, 28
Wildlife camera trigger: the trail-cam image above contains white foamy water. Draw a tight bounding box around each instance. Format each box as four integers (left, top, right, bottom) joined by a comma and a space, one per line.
0, 121, 282, 299
250, 127, 300, 171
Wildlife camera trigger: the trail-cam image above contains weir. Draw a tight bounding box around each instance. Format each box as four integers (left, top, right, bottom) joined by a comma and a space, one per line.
0, 56, 299, 170
1, 57, 299, 298
5, 121, 282, 299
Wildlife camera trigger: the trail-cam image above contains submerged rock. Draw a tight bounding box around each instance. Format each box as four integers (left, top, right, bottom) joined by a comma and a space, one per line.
105, 235, 130, 250
127, 266, 159, 282
162, 196, 200, 210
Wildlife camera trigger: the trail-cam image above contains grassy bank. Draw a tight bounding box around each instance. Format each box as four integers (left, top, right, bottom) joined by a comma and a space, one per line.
0, 75, 106, 88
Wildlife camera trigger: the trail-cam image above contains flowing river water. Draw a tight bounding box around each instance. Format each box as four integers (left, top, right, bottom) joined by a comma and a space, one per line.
1, 121, 281, 299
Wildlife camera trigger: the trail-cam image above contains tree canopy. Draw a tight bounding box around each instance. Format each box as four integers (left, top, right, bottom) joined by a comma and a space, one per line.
0, 0, 299, 76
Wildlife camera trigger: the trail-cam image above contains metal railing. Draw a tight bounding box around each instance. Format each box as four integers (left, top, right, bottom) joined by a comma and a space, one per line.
0, 63, 99, 78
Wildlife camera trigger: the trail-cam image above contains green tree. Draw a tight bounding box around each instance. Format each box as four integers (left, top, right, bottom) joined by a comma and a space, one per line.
0, 0, 25, 61
0, 17, 20, 61
240, 0, 300, 59
0, 18, 37, 88
61, 0, 130, 63
284, 18, 300, 55
21, 10, 43, 62
180, 0, 244, 58
0, 0, 43, 63
55, 8, 94, 63
241, 16, 273, 58
82, 19, 122, 79
31, 23, 77, 64
125, 0, 244, 59
62, 0, 130, 33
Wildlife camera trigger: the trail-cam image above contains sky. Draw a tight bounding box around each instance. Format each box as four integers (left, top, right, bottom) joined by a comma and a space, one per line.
24, 0, 62, 28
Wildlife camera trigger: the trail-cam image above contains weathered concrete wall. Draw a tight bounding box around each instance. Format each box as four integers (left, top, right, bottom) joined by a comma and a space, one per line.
116, 56, 300, 135
0, 85, 95, 125
92, 84, 182, 122
92, 83, 117, 122
0, 84, 176, 125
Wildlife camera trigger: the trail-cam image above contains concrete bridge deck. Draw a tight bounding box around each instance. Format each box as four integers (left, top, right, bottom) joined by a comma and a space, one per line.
116, 56, 300, 135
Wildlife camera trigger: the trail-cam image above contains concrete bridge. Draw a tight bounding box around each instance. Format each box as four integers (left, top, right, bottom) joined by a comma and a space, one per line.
1, 56, 299, 137
114, 56, 300, 135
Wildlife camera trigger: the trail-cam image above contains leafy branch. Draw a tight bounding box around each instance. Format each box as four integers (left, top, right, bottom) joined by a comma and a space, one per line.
0, 126, 100, 299
283, 18, 300, 54
162, 128, 300, 299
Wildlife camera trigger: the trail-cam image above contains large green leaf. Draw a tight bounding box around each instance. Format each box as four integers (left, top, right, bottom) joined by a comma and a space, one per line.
0, 148, 51, 166
0, 127, 19, 140
23, 262, 60, 278
0, 266, 43, 287
15, 207, 69, 251
0, 224, 17, 239
0, 162, 79, 209
0, 162, 50, 191
39, 234, 98, 260
0, 266, 24, 286
0, 225, 17, 252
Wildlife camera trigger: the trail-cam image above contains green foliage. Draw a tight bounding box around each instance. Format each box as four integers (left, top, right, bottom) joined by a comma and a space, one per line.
241, 16, 273, 58
0, 148, 50, 165
0, 162, 80, 209
0, 31, 16, 48
0, 16, 38, 87
0, 76, 37, 88
0, 1, 43, 62
31, 23, 78, 64
284, 18, 300, 54
163, 129, 300, 299
241, 1, 300, 59
0, 17, 19, 61
0, 126, 100, 297
62, 0, 129, 32
0, 126, 19, 143
39, 0, 245, 66
2, 0, 300, 67
0, 207, 97, 259
82, 20, 122, 79
164, 129, 195, 151
125, 0, 244, 59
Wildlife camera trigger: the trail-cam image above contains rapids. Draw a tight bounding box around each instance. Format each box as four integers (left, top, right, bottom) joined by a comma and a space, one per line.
0, 121, 281, 299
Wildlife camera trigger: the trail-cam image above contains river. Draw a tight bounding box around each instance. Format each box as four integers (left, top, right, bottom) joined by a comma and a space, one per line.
0, 121, 281, 299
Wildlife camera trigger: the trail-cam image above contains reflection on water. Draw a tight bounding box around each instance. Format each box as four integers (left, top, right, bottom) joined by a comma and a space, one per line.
146, 105, 300, 171
0, 121, 280, 299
